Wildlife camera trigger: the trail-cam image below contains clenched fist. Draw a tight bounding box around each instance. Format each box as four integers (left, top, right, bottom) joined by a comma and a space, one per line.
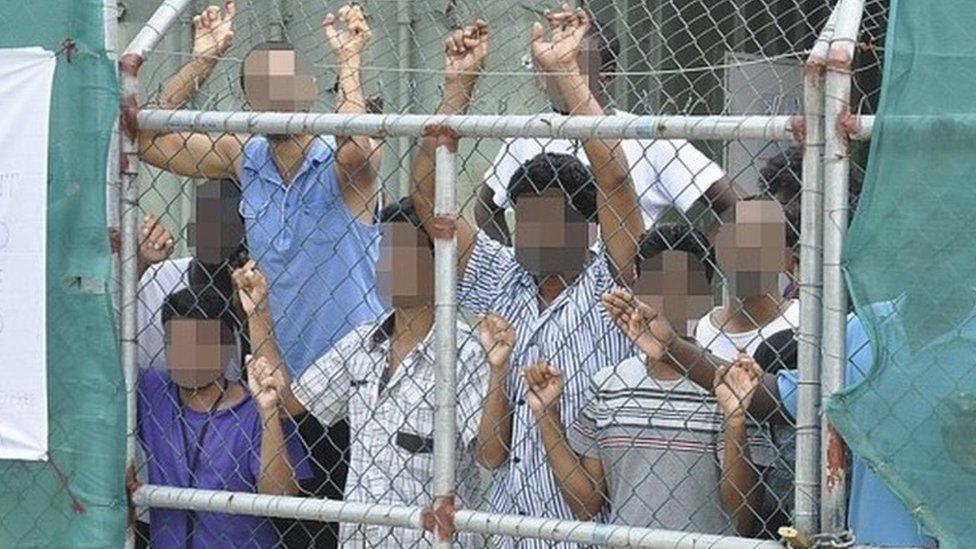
246, 354, 286, 413
522, 361, 565, 419
191, 2, 236, 61
324, 4, 372, 65
231, 259, 269, 317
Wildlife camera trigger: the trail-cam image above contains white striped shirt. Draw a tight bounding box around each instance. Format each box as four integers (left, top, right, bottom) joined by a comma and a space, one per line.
292, 314, 488, 548
459, 232, 633, 548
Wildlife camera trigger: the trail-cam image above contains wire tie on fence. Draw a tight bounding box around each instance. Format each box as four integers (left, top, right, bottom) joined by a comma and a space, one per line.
432, 216, 456, 240
47, 453, 86, 515
423, 123, 459, 152
55, 38, 76, 63
121, 94, 141, 141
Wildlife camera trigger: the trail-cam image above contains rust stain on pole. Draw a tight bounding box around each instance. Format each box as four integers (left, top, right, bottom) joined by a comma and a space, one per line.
825, 423, 847, 490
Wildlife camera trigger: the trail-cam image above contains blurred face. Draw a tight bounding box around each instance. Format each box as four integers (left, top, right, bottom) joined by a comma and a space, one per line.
514, 190, 595, 277
633, 250, 714, 337
714, 201, 792, 299
377, 222, 434, 308
164, 319, 236, 389
242, 49, 318, 112
188, 182, 245, 265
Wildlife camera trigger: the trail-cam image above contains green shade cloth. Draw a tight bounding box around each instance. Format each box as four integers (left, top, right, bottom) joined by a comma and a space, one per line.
0, 1, 124, 547
828, 1, 976, 547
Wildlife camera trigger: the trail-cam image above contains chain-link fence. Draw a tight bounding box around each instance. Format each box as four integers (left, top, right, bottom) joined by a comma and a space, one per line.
115, 0, 884, 547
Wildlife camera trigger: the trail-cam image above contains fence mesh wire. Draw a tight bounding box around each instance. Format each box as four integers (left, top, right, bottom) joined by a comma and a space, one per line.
122, 0, 888, 548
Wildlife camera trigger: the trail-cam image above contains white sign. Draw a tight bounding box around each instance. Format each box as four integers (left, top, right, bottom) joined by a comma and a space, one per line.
0, 47, 54, 461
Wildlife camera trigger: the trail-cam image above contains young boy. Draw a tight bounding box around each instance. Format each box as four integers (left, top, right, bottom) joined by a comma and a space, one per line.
136, 276, 310, 549
521, 224, 774, 535
276, 198, 509, 548
409, 14, 645, 543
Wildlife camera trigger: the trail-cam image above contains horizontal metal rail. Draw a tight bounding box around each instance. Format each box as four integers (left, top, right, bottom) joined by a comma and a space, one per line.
133, 486, 425, 530
138, 110, 800, 140
137, 109, 876, 141
134, 485, 783, 549
454, 509, 783, 548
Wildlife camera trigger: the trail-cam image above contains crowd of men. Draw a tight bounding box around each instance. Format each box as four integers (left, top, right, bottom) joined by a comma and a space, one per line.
125, 2, 933, 548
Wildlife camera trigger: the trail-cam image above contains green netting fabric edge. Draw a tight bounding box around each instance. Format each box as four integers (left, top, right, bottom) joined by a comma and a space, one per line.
826, 0, 976, 547
0, 1, 124, 547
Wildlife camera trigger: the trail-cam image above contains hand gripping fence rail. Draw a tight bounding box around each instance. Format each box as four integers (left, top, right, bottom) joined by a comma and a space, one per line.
119, 0, 876, 547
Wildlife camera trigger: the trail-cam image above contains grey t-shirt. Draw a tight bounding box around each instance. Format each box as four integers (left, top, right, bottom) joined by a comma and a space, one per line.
567, 356, 775, 534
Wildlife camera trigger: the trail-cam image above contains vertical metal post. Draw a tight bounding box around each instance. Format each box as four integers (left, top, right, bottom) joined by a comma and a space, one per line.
821, 0, 864, 537
121, 3, 194, 548
396, 0, 413, 197
119, 60, 142, 549
795, 41, 826, 541
793, 5, 838, 536
432, 132, 459, 548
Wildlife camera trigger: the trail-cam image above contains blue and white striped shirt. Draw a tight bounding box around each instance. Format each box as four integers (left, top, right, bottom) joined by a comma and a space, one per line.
459, 232, 634, 548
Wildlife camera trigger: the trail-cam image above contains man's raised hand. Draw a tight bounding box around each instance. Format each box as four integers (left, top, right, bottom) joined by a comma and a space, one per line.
601, 289, 676, 363
530, 4, 588, 74
324, 4, 372, 65
231, 259, 269, 317
191, 2, 236, 61
443, 20, 489, 94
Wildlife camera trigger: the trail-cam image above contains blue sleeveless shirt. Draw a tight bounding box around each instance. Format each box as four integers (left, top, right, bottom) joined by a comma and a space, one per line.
240, 136, 382, 376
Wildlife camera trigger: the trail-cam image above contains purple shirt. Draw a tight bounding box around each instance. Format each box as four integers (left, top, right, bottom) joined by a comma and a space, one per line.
137, 370, 312, 548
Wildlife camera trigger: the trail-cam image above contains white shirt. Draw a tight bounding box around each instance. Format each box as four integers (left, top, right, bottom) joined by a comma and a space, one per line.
482, 110, 727, 227
137, 257, 193, 371
292, 314, 489, 548
694, 300, 800, 361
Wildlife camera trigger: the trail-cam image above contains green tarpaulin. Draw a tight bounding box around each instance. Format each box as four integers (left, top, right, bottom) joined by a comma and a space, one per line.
828, 1, 976, 547
0, 1, 124, 547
